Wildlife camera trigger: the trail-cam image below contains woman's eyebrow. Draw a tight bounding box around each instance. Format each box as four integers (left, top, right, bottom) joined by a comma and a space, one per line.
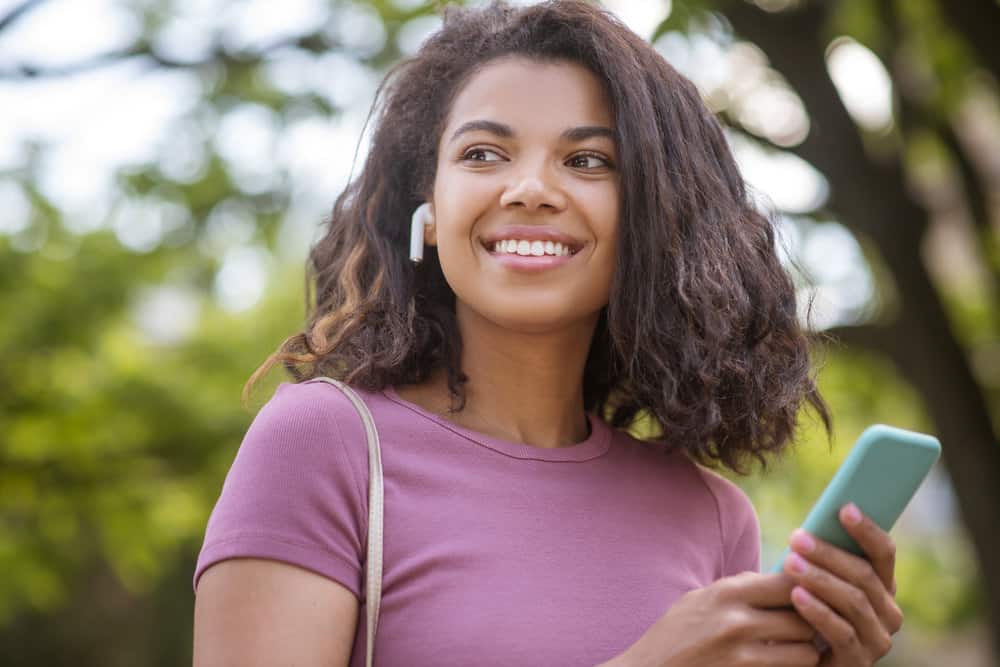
561, 125, 615, 143
449, 120, 615, 144
449, 120, 513, 143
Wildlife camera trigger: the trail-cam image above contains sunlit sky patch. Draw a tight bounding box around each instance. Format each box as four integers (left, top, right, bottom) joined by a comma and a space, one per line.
396, 14, 443, 56
730, 132, 829, 213
221, 0, 329, 52
133, 284, 201, 345
826, 37, 894, 133
213, 244, 271, 313
0, 0, 140, 68
603, 0, 672, 40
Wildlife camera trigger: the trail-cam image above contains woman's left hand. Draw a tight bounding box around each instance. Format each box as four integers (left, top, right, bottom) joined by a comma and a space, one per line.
781, 503, 904, 666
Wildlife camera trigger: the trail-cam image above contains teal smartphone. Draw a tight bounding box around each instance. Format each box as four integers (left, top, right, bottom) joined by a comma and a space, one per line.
768, 424, 941, 573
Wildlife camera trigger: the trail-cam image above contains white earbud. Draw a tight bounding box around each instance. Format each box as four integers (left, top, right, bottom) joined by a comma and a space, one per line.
409, 202, 433, 263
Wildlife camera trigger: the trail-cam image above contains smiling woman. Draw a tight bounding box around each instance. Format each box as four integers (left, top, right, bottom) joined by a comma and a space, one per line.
192, 2, 904, 667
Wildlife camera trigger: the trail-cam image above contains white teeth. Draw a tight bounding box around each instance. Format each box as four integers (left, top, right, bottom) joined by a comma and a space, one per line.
491, 239, 575, 256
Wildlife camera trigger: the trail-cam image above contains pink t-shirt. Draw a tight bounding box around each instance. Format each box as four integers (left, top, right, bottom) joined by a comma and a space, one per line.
195, 379, 760, 666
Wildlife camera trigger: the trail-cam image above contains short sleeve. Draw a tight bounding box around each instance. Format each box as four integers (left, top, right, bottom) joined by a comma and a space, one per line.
696, 466, 762, 576
193, 381, 370, 597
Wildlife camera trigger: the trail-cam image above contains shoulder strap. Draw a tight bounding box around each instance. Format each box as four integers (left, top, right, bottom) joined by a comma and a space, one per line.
309, 377, 383, 667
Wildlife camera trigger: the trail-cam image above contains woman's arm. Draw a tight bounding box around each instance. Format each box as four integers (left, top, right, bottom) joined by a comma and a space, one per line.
193, 558, 359, 667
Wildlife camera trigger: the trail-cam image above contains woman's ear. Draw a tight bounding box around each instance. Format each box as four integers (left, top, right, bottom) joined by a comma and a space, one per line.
423, 203, 437, 247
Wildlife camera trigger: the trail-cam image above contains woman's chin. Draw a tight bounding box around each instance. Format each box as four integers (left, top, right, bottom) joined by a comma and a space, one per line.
460, 302, 602, 336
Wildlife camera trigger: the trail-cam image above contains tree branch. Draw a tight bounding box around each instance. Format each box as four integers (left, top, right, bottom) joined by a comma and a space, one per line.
0, 0, 45, 34
719, 1, 922, 245
0, 32, 331, 80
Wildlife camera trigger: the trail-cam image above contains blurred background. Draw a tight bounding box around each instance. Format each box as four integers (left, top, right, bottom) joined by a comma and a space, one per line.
0, 0, 997, 664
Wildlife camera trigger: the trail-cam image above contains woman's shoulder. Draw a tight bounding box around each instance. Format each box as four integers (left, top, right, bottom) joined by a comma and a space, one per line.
262, 377, 372, 414
687, 460, 754, 509
238, 379, 390, 469
687, 458, 760, 573
196, 379, 375, 594
252, 378, 384, 432
608, 429, 760, 572
615, 430, 753, 500
610, 429, 758, 529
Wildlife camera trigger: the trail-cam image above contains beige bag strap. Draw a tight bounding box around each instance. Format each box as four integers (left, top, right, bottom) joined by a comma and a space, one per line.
310, 377, 383, 667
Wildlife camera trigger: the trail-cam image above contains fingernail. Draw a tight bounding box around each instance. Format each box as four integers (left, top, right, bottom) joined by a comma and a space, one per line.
790, 529, 816, 553
786, 553, 809, 574
792, 586, 813, 606
843, 503, 862, 526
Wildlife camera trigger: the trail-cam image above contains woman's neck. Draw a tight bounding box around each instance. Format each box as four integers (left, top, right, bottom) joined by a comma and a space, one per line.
399, 304, 598, 449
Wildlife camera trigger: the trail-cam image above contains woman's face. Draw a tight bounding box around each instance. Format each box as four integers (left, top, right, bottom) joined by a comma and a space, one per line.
430, 57, 619, 334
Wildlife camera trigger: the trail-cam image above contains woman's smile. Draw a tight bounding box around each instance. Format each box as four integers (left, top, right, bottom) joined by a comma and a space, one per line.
478, 224, 586, 272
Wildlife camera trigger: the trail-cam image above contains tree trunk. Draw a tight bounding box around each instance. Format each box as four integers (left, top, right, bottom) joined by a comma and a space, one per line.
721, 2, 1000, 663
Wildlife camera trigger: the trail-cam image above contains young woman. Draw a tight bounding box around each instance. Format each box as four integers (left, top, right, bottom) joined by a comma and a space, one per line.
192, 2, 903, 665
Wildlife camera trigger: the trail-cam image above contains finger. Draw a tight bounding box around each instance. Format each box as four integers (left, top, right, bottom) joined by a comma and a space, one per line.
783, 554, 893, 657
788, 528, 903, 634
838, 503, 896, 594
752, 640, 823, 667
789, 585, 879, 662
717, 571, 797, 608
741, 608, 817, 642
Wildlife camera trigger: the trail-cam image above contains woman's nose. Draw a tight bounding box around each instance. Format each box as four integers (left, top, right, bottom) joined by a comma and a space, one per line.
499, 169, 567, 212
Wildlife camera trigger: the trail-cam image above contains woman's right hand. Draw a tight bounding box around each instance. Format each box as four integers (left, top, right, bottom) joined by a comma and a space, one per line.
604, 572, 822, 667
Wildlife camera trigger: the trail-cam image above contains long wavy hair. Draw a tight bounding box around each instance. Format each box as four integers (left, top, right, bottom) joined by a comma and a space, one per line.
247, 0, 831, 474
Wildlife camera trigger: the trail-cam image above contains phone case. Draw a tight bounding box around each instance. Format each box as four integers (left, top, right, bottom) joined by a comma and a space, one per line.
768, 424, 941, 573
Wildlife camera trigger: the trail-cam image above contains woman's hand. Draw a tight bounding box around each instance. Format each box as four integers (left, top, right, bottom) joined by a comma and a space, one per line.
600, 572, 823, 667
781, 503, 904, 666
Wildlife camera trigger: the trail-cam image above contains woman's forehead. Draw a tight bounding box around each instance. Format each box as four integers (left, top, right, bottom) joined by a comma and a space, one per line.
441, 57, 614, 142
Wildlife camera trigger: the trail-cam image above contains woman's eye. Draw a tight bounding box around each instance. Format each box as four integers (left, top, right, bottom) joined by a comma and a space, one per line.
567, 154, 610, 169
462, 148, 504, 162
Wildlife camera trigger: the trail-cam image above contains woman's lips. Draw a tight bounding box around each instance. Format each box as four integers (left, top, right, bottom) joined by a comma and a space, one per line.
477, 225, 586, 272
482, 243, 579, 272
479, 225, 585, 253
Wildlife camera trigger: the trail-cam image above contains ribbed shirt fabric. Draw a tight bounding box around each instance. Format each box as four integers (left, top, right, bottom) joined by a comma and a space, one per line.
194, 379, 760, 666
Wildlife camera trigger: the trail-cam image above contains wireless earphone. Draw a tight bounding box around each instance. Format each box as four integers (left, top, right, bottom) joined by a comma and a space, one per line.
409, 202, 433, 263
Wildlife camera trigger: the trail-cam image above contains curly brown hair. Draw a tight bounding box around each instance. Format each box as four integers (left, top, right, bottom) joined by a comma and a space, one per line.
247, 0, 831, 474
